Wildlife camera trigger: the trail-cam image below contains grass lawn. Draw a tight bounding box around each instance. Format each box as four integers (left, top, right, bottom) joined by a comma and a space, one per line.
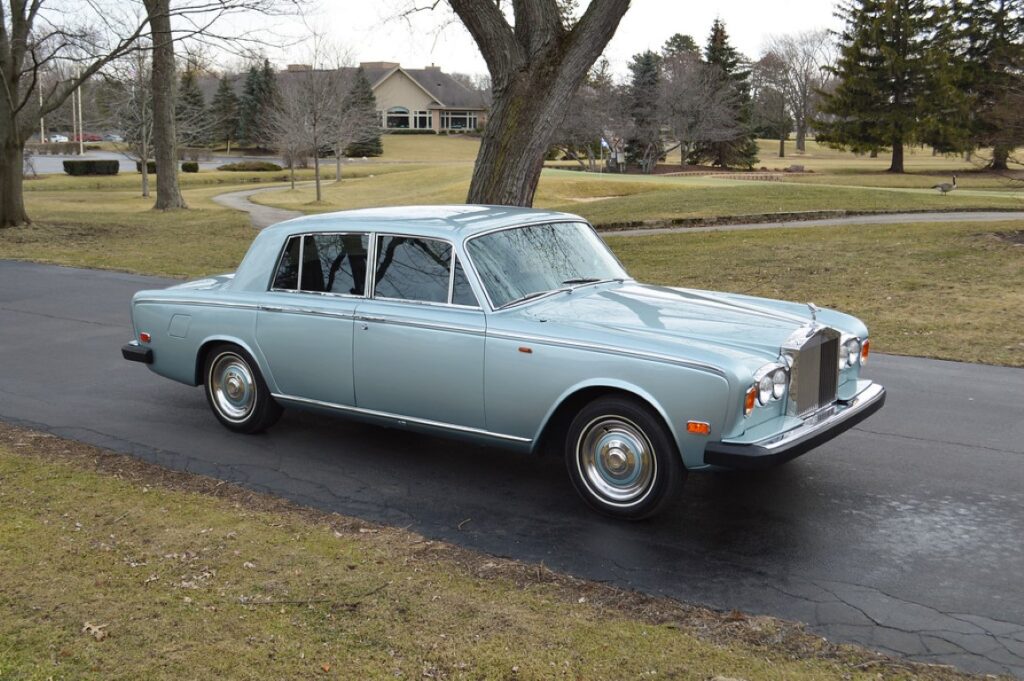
607, 221, 1024, 367
253, 164, 1024, 227
0, 424, 986, 681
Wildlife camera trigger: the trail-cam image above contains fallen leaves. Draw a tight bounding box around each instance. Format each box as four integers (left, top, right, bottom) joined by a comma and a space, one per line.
82, 621, 108, 641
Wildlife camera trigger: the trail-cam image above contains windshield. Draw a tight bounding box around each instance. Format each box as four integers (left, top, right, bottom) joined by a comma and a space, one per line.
466, 222, 628, 309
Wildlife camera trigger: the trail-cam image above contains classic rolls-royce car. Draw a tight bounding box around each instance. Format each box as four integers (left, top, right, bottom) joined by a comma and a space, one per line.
122, 205, 885, 519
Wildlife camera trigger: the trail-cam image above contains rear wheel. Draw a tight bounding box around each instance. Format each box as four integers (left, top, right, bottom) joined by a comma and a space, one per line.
203, 344, 282, 433
565, 396, 685, 520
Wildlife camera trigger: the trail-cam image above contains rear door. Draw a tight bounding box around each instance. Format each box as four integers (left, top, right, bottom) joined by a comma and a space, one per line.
255, 232, 369, 405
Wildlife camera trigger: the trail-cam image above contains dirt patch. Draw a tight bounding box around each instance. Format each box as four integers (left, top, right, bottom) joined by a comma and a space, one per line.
992, 229, 1024, 245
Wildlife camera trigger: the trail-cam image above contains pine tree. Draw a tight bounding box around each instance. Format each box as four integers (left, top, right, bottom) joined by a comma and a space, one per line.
237, 58, 280, 150
625, 50, 663, 173
817, 0, 959, 173
210, 76, 240, 153
951, 0, 1024, 169
175, 68, 208, 147
341, 69, 382, 157
691, 20, 759, 168
662, 33, 699, 58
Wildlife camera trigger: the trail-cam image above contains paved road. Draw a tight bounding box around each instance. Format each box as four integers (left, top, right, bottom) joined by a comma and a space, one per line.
211, 185, 303, 228
2, 260, 1023, 677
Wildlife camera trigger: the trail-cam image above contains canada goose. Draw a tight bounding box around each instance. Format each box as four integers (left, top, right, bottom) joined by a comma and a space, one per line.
933, 175, 957, 195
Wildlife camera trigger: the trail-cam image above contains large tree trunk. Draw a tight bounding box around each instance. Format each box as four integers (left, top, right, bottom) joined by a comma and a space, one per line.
451, 0, 630, 206
0, 133, 29, 227
991, 146, 1010, 171
778, 136, 786, 158
795, 123, 807, 152
888, 137, 904, 173
144, 0, 187, 210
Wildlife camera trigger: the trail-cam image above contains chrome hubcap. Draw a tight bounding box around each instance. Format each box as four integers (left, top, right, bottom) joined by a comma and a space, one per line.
210, 353, 256, 422
578, 417, 656, 506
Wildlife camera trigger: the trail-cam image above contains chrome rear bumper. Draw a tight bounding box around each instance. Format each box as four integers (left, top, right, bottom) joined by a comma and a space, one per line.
703, 382, 886, 470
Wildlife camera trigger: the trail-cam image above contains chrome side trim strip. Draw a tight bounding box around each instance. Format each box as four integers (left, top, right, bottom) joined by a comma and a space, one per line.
353, 315, 484, 335
258, 304, 356, 321
134, 298, 260, 310
271, 393, 532, 443
487, 331, 727, 377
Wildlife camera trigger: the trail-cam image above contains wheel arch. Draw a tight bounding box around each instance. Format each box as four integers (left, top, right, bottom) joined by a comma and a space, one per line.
194, 336, 267, 386
531, 380, 681, 459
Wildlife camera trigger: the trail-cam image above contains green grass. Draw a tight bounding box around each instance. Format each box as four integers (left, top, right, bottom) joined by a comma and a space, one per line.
607, 221, 1024, 367
0, 427, 987, 681
253, 164, 1024, 226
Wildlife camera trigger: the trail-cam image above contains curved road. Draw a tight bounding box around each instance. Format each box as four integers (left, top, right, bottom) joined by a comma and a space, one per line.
213, 184, 1024, 235
1, 260, 1022, 676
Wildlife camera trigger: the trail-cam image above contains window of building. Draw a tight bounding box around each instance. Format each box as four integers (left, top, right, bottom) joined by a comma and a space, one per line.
440, 111, 478, 130
413, 110, 432, 129
374, 236, 452, 304
386, 106, 410, 129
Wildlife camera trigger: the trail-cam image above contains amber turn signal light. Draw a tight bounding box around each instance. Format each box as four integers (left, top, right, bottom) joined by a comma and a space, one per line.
861, 339, 870, 364
744, 386, 757, 416
687, 421, 710, 436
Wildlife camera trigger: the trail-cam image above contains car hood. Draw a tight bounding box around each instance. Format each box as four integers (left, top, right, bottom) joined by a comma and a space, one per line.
505, 282, 860, 375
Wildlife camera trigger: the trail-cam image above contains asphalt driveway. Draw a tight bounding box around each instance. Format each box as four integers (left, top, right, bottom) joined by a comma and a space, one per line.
1, 260, 1022, 677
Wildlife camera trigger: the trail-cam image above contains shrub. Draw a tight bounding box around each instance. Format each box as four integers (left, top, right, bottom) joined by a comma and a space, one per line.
216, 161, 283, 172
136, 160, 157, 174
384, 129, 437, 135
62, 160, 119, 176
181, 161, 199, 173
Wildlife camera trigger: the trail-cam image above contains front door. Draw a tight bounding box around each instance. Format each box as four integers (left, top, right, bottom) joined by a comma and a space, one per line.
352, 235, 486, 429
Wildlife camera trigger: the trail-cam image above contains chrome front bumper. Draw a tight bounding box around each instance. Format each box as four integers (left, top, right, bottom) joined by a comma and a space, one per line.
703, 382, 886, 470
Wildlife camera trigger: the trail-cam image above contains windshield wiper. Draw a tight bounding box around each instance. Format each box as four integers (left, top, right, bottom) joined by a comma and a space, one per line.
498, 290, 559, 310
561, 277, 603, 285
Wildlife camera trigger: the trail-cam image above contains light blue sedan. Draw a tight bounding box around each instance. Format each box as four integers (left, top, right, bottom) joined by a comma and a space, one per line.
122, 206, 886, 519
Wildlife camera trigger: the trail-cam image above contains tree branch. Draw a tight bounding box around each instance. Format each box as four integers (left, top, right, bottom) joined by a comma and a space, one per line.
512, 0, 563, 56
447, 0, 521, 90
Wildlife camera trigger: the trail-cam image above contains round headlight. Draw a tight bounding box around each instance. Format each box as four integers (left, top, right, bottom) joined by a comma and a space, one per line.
771, 368, 787, 399
757, 374, 773, 405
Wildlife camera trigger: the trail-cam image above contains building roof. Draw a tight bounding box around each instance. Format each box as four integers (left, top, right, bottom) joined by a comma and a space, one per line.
198, 62, 488, 111
267, 205, 584, 240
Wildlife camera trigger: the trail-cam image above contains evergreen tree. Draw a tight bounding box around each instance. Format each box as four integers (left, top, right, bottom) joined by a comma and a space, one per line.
341, 68, 382, 157
175, 68, 208, 147
951, 0, 1024, 169
662, 33, 699, 58
690, 20, 759, 168
625, 50, 663, 173
817, 0, 961, 173
210, 76, 240, 152
237, 58, 279, 150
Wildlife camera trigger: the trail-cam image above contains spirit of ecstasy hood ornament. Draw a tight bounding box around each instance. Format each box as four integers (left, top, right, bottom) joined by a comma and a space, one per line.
807, 302, 819, 325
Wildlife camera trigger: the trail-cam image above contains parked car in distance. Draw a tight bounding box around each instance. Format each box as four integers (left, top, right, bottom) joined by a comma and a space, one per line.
122, 206, 886, 519
103, 133, 124, 143
48, 133, 69, 143
74, 133, 103, 142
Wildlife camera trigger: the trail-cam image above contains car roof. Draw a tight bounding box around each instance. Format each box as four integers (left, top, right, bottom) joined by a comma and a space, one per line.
264, 205, 587, 240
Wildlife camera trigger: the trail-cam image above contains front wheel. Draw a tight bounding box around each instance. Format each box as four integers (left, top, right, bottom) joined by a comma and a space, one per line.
565, 396, 685, 520
203, 344, 282, 433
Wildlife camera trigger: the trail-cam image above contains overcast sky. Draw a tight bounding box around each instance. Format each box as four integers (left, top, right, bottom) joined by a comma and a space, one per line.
255, 1, 841, 77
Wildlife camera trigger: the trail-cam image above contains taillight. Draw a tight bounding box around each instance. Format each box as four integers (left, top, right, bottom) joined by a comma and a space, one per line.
140, 332, 151, 343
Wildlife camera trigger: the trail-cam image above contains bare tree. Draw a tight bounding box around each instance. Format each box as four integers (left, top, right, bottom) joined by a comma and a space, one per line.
660, 53, 741, 167
551, 60, 622, 171
751, 51, 792, 158
766, 29, 834, 153
332, 82, 382, 183
100, 45, 155, 197
408, 0, 630, 206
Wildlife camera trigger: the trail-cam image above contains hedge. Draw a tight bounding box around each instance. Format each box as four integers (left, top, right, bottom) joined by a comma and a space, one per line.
62, 160, 119, 176
384, 129, 437, 135
216, 161, 283, 171
136, 160, 157, 174
181, 161, 199, 173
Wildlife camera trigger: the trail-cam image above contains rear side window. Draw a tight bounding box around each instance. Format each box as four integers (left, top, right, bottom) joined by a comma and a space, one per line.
271, 233, 369, 295
272, 236, 300, 290
374, 236, 451, 303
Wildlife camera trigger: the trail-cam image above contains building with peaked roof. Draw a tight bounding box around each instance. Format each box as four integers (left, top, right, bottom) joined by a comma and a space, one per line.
354, 62, 489, 132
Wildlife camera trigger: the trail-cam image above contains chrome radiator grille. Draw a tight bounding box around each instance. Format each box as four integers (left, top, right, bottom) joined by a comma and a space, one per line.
789, 331, 840, 416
